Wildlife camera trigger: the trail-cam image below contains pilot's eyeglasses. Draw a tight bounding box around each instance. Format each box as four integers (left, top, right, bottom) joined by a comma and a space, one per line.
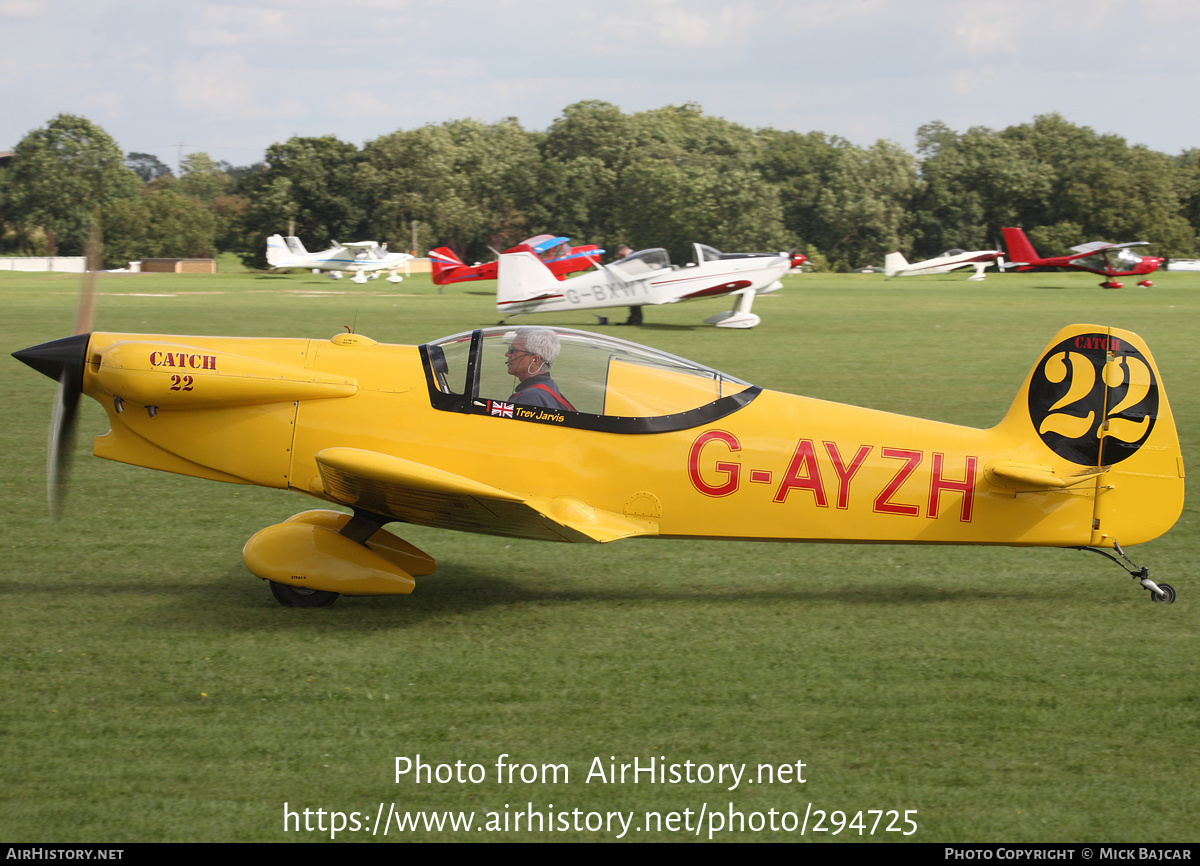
505, 348, 535, 360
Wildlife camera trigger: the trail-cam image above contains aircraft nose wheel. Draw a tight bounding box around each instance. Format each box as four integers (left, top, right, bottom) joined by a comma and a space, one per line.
269, 581, 339, 607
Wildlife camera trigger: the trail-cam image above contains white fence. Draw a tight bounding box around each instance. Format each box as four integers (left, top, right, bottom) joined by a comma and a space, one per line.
0, 256, 87, 273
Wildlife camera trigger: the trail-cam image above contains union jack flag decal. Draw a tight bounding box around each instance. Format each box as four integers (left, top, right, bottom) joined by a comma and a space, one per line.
489, 400, 514, 418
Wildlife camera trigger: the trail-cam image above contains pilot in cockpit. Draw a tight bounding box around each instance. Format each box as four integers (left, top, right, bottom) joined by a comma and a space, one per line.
505, 327, 576, 411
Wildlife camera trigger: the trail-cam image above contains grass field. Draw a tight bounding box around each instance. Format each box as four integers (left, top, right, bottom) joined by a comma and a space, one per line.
1, 267, 1197, 843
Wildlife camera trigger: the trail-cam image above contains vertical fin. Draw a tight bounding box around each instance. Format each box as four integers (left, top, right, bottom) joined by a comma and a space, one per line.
497, 246, 561, 305
883, 252, 908, 276
429, 247, 464, 285
993, 324, 1183, 546
1001, 227, 1039, 265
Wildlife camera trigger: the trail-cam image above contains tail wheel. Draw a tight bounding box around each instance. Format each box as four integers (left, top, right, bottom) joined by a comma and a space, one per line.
1150, 583, 1176, 604
269, 582, 339, 608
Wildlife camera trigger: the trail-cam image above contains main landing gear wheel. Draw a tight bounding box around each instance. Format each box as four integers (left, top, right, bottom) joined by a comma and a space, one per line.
1150, 583, 1176, 604
269, 581, 339, 608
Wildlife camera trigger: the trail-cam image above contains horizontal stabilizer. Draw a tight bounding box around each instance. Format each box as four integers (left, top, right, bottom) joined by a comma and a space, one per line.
984, 461, 1107, 491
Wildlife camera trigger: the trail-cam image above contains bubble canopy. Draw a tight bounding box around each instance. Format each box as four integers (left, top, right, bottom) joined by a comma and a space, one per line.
1073, 247, 1145, 273
419, 327, 760, 434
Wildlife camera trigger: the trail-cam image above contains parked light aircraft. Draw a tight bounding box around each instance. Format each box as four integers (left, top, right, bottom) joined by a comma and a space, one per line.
430, 235, 604, 287
1001, 227, 1164, 288
497, 243, 808, 328
884, 249, 1002, 281
266, 234, 413, 284
13, 307, 1183, 607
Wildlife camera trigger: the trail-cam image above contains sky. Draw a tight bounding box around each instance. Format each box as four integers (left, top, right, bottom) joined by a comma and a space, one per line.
3, 0, 1199, 172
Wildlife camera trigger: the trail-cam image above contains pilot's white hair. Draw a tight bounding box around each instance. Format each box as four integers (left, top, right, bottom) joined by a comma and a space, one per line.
517, 326, 560, 368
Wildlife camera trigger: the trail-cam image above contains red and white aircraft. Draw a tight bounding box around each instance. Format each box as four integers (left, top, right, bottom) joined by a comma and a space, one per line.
884, 248, 1002, 281
430, 235, 603, 287
496, 243, 807, 328
1002, 227, 1164, 288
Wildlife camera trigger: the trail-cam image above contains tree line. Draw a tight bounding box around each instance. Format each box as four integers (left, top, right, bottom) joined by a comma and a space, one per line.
3, 104, 1199, 271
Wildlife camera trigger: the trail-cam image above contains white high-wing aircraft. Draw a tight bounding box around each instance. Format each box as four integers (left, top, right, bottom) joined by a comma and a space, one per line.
496, 243, 806, 328
266, 234, 413, 284
884, 248, 1003, 281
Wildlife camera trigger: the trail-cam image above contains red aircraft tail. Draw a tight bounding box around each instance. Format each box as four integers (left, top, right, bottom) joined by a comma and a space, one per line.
1002, 227, 1041, 266
429, 247, 465, 286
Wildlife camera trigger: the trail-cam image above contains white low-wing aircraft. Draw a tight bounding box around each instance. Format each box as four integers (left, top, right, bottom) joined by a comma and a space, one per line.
497, 243, 807, 328
266, 234, 413, 284
884, 248, 1003, 281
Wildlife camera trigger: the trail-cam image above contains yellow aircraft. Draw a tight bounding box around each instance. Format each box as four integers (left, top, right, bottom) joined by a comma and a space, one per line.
13, 320, 1184, 607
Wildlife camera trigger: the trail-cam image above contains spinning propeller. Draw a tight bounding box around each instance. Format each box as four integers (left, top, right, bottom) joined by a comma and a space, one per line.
11, 226, 98, 516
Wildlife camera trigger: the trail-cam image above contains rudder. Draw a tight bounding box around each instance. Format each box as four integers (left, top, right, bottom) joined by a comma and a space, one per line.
496, 246, 561, 305
995, 324, 1184, 546
429, 247, 464, 285
266, 234, 292, 268
1001, 227, 1039, 266
884, 251, 908, 277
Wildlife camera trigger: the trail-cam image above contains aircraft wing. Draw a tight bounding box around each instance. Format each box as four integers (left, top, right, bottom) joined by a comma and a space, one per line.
548, 245, 603, 264
314, 447, 657, 543
530, 235, 570, 254
1069, 241, 1150, 254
